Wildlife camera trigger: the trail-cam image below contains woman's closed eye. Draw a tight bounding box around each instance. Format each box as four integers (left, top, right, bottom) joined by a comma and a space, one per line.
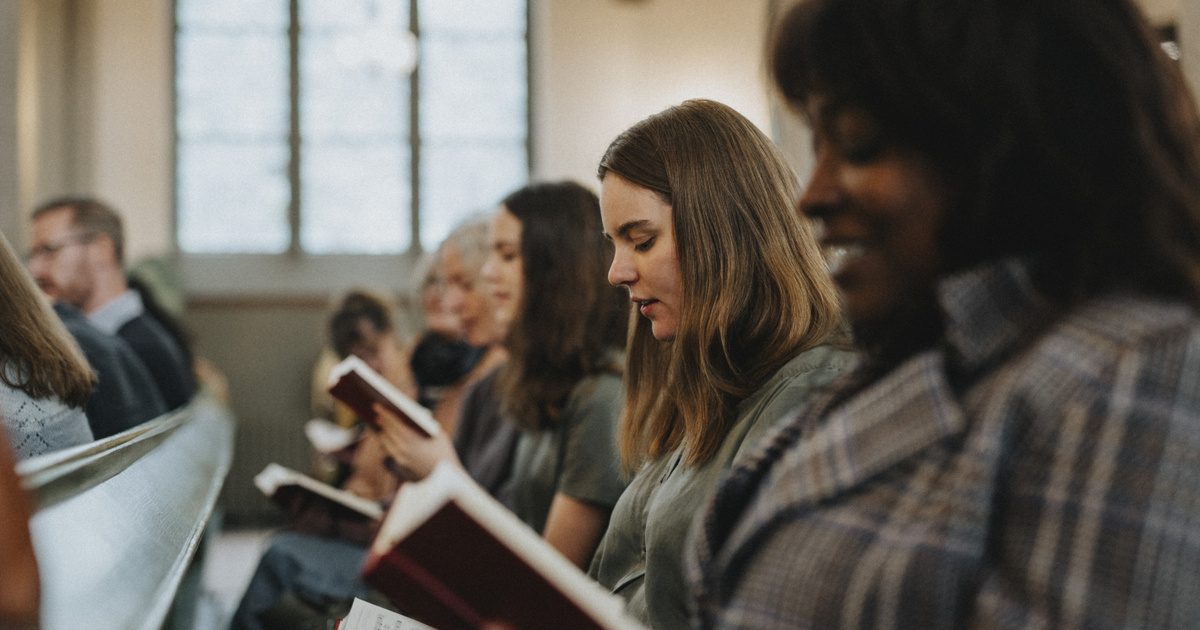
635, 237, 655, 252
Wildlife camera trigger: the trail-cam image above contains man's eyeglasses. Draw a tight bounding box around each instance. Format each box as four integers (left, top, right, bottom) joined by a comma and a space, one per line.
25, 233, 97, 263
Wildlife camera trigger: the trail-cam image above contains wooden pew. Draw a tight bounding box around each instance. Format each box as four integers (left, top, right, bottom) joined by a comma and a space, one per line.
17, 395, 234, 630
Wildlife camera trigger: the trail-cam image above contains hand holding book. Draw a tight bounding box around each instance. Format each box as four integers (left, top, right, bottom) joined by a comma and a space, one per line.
374, 403, 462, 481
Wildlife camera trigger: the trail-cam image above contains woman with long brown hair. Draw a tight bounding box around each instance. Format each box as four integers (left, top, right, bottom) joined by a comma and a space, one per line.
588, 98, 855, 629
0, 231, 94, 459
378, 180, 629, 569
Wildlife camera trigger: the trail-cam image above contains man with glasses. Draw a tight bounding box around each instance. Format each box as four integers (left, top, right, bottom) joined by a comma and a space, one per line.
28, 197, 195, 412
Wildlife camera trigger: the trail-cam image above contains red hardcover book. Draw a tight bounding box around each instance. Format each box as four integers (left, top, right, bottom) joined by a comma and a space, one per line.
361, 464, 642, 630
327, 355, 440, 437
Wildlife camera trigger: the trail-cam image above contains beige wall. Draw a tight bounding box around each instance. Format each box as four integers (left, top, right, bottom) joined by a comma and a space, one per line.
1140, 0, 1182, 25
1184, 0, 1200, 96
84, 0, 174, 261
14, 0, 172, 261
531, 0, 772, 185
0, 1, 19, 247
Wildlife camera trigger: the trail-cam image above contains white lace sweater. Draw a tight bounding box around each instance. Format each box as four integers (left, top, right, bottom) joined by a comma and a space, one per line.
0, 366, 94, 460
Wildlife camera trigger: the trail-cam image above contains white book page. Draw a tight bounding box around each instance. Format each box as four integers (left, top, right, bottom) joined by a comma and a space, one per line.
340, 598, 433, 630
304, 418, 359, 453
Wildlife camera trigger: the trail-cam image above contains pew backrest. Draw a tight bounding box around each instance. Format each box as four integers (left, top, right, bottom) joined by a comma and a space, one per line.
18, 396, 234, 630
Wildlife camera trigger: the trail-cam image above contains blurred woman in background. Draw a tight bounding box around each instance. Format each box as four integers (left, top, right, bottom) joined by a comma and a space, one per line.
378, 180, 629, 569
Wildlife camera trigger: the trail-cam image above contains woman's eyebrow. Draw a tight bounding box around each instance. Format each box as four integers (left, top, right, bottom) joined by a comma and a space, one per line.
616, 219, 651, 239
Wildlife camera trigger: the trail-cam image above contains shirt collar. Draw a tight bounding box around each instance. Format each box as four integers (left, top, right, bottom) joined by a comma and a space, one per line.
88, 289, 144, 335
936, 257, 1055, 376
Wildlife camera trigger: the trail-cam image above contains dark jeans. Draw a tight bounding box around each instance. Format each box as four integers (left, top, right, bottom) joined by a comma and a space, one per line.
228, 532, 369, 630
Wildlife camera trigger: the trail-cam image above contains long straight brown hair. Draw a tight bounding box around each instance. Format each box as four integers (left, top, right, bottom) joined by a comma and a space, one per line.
0, 232, 95, 407
599, 99, 843, 470
499, 182, 628, 430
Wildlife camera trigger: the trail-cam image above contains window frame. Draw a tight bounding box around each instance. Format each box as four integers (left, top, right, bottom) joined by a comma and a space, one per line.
170, 0, 533, 298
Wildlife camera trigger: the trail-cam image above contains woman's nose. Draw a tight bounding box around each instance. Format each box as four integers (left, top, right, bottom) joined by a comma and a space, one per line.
798, 151, 842, 220
607, 249, 636, 287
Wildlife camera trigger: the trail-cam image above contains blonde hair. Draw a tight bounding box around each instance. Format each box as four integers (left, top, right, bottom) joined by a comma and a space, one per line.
599, 99, 843, 469
0, 232, 95, 407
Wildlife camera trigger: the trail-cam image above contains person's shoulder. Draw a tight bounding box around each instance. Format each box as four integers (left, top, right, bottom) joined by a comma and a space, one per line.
743, 345, 858, 417
118, 312, 185, 355
1059, 294, 1196, 344
1020, 295, 1198, 376
996, 294, 1200, 418
777, 345, 859, 387
571, 370, 623, 403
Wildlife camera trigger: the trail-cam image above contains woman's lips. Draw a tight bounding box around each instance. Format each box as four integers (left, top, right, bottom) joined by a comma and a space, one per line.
636, 299, 659, 317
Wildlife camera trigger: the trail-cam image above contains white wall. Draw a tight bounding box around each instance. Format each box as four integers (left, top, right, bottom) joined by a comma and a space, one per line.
531, 0, 773, 187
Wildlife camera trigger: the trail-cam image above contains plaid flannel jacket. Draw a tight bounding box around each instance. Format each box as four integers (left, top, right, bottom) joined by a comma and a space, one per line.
688, 259, 1200, 629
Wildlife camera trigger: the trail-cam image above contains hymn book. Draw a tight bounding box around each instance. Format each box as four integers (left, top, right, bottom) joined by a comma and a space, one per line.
254, 463, 384, 521
361, 463, 643, 630
334, 598, 433, 630
327, 355, 441, 437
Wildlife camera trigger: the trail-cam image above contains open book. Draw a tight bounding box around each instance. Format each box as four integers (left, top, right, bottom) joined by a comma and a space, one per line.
335, 598, 433, 630
254, 463, 383, 521
327, 355, 441, 437
361, 463, 643, 630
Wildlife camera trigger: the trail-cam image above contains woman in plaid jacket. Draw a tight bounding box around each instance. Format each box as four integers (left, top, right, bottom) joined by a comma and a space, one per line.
688, 0, 1200, 628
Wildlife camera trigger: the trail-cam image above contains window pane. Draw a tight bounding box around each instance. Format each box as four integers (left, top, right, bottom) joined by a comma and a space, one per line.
177, 0, 289, 254
301, 143, 410, 254
178, 0, 286, 29
419, 0, 524, 34
300, 0, 408, 30
300, 28, 410, 140
177, 141, 290, 253
176, 0, 529, 256
299, 0, 412, 254
421, 141, 527, 248
177, 32, 289, 139
420, 36, 526, 141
